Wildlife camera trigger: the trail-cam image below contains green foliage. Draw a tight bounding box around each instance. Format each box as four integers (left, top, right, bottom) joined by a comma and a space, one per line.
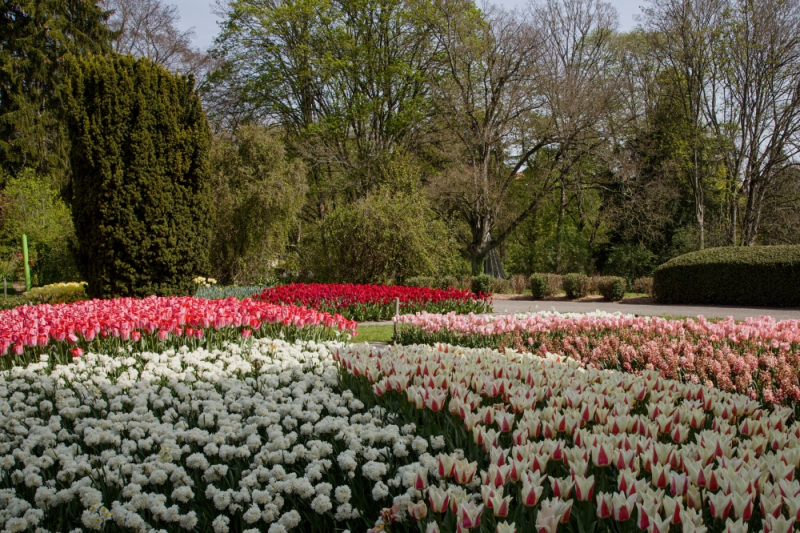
653, 245, 800, 306
603, 244, 659, 281
562, 273, 590, 299
529, 273, 562, 298
194, 285, 276, 300
208, 125, 307, 283
302, 189, 459, 284
208, 0, 433, 192
0, 169, 80, 285
597, 276, 626, 301
65, 55, 212, 298
0, 0, 112, 180
403, 276, 436, 288
404, 276, 460, 289
470, 274, 491, 296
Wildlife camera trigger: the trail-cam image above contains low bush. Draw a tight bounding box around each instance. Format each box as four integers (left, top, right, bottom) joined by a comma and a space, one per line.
510, 274, 528, 294
529, 273, 562, 298
653, 245, 800, 306
597, 276, 626, 301
633, 276, 654, 296
194, 285, 275, 300
23, 282, 88, 304
404, 276, 436, 288
470, 274, 492, 296
488, 277, 511, 294
562, 273, 590, 299
406, 276, 461, 290
587, 275, 601, 295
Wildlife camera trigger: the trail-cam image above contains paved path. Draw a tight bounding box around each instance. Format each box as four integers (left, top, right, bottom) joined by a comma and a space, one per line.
490, 298, 800, 321
360, 298, 800, 325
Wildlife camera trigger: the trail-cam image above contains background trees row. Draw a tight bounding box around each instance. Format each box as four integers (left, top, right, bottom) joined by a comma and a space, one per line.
2, 0, 800, 289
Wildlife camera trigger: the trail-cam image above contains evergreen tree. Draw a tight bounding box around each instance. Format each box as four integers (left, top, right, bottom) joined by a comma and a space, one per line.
65, 54, 212, 298
0, 0, 112, 180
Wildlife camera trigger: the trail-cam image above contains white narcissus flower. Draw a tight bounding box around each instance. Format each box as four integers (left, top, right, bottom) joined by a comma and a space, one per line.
335, 486, 352, 504
310, 494, 332, 514
212, 515, 230, 533
372, 481, 390, 501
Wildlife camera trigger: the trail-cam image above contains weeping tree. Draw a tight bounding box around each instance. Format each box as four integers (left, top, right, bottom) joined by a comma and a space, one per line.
65, 54, 212, 298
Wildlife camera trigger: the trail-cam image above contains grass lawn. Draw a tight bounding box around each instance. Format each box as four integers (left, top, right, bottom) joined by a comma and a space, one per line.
352, 324, 394, 343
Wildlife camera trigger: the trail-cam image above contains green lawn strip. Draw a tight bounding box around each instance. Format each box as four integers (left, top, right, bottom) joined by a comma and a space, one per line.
352, 324, 395, 343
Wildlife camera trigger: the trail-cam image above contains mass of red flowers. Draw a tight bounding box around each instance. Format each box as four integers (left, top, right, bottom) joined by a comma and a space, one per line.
257, 283, 491, 321
0, 296, 357, 361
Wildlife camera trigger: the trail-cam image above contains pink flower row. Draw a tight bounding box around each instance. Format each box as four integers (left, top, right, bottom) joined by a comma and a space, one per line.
394, 312, 800, 403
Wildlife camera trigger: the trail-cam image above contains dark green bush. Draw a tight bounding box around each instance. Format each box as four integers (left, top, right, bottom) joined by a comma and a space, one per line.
597, 276, 626, 301
66, 55, 212, 298
470, 274, 492, 295
653, 245, 800, 306
562, 273, 590, 299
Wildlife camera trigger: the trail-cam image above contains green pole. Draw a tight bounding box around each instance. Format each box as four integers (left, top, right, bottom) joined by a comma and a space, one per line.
22, 234, 31, 292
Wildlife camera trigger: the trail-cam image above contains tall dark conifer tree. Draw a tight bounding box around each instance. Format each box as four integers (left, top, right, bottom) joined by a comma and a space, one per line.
66, 55, 213, 297
0, 0, 113, 180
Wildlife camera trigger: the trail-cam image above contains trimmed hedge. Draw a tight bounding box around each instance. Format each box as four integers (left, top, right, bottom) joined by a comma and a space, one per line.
597, 276, 626, 301
562, 273, 590, 299
653, 245, 800, 307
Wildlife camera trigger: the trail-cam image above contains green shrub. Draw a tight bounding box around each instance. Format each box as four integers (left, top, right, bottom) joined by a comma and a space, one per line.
597, 276, 626, 301
0, 169, 80, 285
653, 245, 800, 306
437, 276, 460, 290
194, 285, 274, 300
470, 274, 491, 295
529, 273, 561, 298
562, 273, 590, 299
405, 276, 436, 288
633, 277, 654, 296
300, 189, 458, 284
489, 277, 511, 294
66, 55, 212, 298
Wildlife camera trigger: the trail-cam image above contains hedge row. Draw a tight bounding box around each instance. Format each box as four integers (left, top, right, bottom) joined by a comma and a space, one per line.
653, 245, 800, 307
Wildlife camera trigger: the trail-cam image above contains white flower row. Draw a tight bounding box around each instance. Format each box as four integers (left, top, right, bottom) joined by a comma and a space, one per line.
0, 339, 441, 533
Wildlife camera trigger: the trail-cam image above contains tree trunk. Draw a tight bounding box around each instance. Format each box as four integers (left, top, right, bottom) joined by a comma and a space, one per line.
554, 181, 566, 273
693, 149, 705, 250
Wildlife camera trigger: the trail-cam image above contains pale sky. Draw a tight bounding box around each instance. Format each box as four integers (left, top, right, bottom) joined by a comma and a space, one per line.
170, 0, 645, 51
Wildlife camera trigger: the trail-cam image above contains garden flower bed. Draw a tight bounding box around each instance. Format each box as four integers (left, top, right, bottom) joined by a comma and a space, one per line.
0, 296, 357, 365
0, 339, 444, 532
337, 343, 800, 533
257, 283, 491, 321
394, 312, 800, 404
